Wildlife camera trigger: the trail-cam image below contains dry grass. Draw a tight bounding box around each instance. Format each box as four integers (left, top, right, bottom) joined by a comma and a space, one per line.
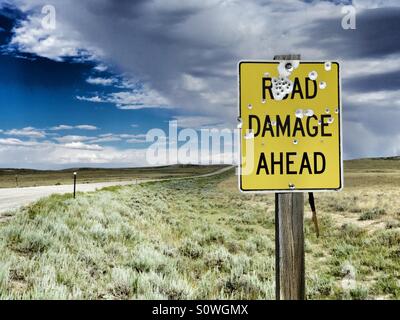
0, 165, 228, 188
0, 159, 399, 300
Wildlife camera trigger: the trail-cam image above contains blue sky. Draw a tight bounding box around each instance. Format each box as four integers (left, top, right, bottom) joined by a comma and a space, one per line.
0, 4, 174, 139
0, 51, 174, 146
0, 2, 181, 168
0, 0, 400, 168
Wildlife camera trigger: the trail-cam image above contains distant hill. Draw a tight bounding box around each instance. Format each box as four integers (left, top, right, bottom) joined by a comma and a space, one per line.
0, 164, 230, 188
0, 164, 229, 173
374, 156, 400, 160
345, 156, 400, 171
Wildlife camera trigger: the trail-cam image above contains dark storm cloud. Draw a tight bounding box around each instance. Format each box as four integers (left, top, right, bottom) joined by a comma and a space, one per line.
301, 0, 352, 4
86, 0, 200, 26
344, 71, 400, 92
0, 3, 24, 45
59, 0, 243, 117
343, 103, 400, 135
302, 7, 400, 59
298, 5, 400, 157
85, 0, 147, 19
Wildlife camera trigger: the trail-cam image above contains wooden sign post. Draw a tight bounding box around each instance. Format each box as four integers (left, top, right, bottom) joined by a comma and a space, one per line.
273, 54, 305, 300
275, 193, 305, 299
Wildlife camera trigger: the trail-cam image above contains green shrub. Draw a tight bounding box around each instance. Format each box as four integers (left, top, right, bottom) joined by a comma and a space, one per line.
307, 275, 334, 298
374, 276, 400, 298
359, 208, 386, 221
204, 247, 231, 271
179, 239, 203, 259
0, 262, 9, 290
109, 267, 137, 298
349, 286, 369, 300
17, 231, 50, 254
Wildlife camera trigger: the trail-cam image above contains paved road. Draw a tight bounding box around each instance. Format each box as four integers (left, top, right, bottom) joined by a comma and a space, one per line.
0, 166, 235, 214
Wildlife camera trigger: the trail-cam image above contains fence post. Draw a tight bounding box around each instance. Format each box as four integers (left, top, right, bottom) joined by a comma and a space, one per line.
73, 172, 77, 199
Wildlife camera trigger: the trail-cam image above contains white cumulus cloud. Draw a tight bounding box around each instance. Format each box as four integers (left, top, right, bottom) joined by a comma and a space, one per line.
4, 127, 46, 138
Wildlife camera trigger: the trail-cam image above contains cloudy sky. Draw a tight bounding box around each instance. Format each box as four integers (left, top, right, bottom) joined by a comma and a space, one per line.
0, 0, 399, 168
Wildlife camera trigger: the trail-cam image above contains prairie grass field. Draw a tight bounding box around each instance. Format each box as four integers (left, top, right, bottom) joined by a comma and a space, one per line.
0, 159, 399, 299
0, 165, 227, 188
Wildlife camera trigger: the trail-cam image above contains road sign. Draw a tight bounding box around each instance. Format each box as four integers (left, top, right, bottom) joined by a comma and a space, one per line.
238, 61, 342, 192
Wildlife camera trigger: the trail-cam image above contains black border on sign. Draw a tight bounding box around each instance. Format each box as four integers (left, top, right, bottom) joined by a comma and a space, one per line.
238, 61, 343, 193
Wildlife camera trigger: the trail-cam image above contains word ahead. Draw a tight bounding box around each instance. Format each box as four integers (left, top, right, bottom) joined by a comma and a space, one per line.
238, 61, 342, 192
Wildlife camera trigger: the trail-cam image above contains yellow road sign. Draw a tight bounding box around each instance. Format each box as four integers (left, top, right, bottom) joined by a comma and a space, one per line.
238, 61, 342, 192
